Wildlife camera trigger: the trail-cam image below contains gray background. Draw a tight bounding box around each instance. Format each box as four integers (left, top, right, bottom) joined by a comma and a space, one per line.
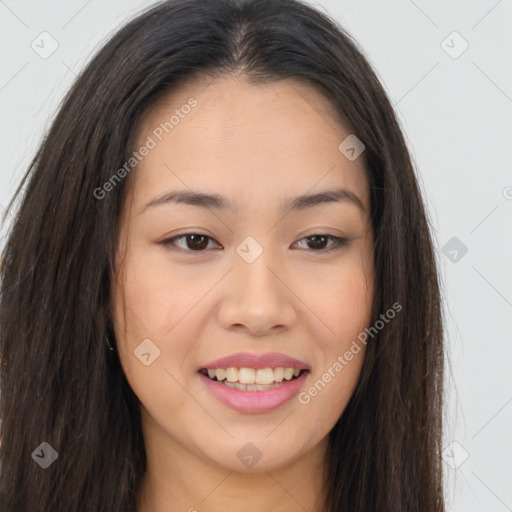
0, 1, 511, 510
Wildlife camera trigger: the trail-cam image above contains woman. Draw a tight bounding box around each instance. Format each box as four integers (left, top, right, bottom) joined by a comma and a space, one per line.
0, 0, 445, 510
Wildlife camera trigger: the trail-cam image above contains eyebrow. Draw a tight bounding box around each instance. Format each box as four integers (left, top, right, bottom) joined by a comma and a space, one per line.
139, 187, 365, 215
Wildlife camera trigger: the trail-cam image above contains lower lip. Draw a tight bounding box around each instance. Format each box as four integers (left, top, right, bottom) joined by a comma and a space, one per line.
198, 371, 309, 413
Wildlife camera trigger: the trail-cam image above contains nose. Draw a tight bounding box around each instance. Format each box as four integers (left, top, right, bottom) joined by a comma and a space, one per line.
217, 249, 298, 337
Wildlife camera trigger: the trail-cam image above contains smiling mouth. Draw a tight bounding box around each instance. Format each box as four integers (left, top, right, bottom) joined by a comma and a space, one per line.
198, 367, 307, 391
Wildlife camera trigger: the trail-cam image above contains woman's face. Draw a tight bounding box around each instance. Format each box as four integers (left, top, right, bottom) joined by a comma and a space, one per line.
112, 75, 374, 473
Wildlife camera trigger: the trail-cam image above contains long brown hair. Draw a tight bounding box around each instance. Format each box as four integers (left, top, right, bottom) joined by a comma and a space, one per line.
0, 0, 445, 510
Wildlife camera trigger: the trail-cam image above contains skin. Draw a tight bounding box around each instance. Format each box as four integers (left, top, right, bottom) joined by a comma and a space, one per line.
111, 74, 374, 512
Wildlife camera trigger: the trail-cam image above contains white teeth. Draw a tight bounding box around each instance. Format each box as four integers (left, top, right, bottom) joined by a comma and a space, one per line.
274, 367, 284, 382
226, 367, 238, 382
255, 367, 275, 385
238, 367, 256, 384
204, 366, 304, 385
283, 368, 294, 380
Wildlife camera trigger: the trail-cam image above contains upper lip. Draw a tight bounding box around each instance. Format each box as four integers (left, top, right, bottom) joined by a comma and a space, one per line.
199, 352, 311, 371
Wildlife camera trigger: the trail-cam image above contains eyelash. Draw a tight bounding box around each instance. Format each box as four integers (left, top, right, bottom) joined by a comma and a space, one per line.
160, 233, 351, 254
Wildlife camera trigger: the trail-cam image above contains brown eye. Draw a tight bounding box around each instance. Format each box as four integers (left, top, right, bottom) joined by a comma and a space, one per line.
304, 235, 329, 250
294, 235, 350, 252
161, 233, 221, 252
184, 234, 209, 250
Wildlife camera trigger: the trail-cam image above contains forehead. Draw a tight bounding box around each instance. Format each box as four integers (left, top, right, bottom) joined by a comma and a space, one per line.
130, 75, 370, 213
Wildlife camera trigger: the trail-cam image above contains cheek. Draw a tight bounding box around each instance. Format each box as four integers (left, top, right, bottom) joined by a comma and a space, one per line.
114, 252, 204, 338
310, 255, 374, 352
300, 272, 371, 401
111, 256, 196, 392
298, 346, 366, 427
296, 257, 372, 416
334, 273, 373, 343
